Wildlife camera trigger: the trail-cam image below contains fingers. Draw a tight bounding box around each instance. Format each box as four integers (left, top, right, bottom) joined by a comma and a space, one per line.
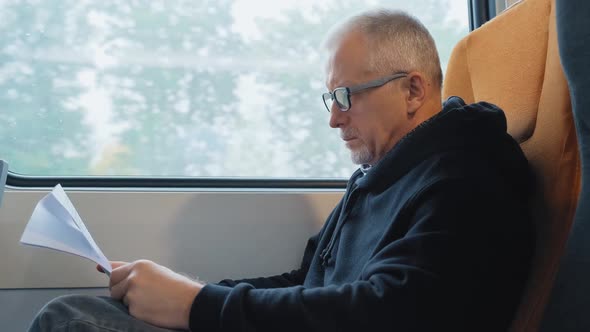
108, 260, 153, 306
122, 294, 130, 307
109, 260, 146, 303
109, 261, 134, 289
110, 273, 131, 301
97, 261, 128, 274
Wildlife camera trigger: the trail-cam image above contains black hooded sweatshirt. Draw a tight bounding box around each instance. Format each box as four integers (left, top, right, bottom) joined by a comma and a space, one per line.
189, 96, 535, 332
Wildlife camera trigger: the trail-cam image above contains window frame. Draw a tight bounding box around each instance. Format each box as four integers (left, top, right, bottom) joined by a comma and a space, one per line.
469, 0, 495, 30
7, 172, 346, 189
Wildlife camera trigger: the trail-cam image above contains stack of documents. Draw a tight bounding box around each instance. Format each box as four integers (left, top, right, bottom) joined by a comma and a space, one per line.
20, 184, 112, 276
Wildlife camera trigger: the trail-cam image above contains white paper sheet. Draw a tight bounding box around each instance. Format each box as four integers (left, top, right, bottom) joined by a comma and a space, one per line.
19, 184, 112, 276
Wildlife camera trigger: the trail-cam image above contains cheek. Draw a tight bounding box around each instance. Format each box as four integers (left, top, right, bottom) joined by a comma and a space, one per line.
351, 92, 403, 136
358, 101, 404, 148
350, 117, 382, 149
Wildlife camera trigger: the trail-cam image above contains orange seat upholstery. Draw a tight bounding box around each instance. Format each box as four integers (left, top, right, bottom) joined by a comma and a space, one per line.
442, 0, 580, 330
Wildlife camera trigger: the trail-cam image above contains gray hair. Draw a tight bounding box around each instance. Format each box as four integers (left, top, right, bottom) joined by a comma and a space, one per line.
324, 9, 443, 89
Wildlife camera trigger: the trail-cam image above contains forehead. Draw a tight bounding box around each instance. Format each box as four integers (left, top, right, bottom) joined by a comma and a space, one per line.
325, 31, 372, 89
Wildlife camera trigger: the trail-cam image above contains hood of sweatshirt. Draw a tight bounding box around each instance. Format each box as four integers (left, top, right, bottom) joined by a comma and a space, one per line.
354, 96, 533, 196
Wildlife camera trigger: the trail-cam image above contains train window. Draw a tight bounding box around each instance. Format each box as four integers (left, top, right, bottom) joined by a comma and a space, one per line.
0, 0, 468, 179
491, 0, 521, 16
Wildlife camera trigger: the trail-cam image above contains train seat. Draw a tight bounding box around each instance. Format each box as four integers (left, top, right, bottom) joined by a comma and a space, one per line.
442, 0, 580, 330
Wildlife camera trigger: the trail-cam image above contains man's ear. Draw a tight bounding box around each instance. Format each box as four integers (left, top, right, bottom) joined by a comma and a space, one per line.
405, 72, 427, 115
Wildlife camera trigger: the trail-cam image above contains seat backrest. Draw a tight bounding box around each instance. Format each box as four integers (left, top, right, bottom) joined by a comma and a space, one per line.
442, 0, 580, 330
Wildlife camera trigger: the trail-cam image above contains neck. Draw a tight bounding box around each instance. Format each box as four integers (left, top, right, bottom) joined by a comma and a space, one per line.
414, 94, 443, 124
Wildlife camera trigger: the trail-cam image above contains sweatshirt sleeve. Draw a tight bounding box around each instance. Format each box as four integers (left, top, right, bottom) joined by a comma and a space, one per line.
189, 178, 532, 332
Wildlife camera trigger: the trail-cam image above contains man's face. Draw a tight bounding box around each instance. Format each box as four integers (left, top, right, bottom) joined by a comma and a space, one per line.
325, 31, 413, 166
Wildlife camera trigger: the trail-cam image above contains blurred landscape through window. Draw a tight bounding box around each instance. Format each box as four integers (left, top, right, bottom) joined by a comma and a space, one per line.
0, 0, 468, 178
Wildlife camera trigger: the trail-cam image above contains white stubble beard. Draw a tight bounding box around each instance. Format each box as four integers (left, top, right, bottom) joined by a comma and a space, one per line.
341, 128, 373, 165
349, 144, 373, 165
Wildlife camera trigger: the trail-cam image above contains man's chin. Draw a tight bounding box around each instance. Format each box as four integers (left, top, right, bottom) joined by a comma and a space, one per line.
349, 150, 373, 165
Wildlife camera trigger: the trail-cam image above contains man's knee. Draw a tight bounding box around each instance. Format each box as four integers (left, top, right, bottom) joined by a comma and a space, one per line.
28, 295, 123, 332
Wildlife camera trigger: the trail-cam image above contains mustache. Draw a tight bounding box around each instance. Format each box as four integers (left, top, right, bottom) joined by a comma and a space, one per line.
340, 128, 359, 140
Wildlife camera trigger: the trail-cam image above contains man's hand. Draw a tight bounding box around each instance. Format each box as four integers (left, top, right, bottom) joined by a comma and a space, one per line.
101, 260, 203, 330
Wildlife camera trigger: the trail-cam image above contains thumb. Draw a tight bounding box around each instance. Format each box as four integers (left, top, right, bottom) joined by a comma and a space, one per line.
109, 261, 130, 270
96, 261, 129, 273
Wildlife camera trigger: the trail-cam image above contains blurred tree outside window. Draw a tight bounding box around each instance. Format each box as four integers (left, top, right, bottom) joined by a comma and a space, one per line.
0, 0, 468, 178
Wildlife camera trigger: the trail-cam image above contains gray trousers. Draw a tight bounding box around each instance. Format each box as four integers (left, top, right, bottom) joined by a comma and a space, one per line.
27, 295, 186, 332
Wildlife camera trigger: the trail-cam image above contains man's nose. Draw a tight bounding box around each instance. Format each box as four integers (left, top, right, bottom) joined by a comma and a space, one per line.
329, 104, 345, 128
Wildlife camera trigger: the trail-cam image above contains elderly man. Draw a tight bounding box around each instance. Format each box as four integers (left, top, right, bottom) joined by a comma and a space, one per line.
29, 9, 534, 332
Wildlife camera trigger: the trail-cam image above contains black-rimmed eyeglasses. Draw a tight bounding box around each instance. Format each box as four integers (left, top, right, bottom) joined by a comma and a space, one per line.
322, 72, 408, 112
